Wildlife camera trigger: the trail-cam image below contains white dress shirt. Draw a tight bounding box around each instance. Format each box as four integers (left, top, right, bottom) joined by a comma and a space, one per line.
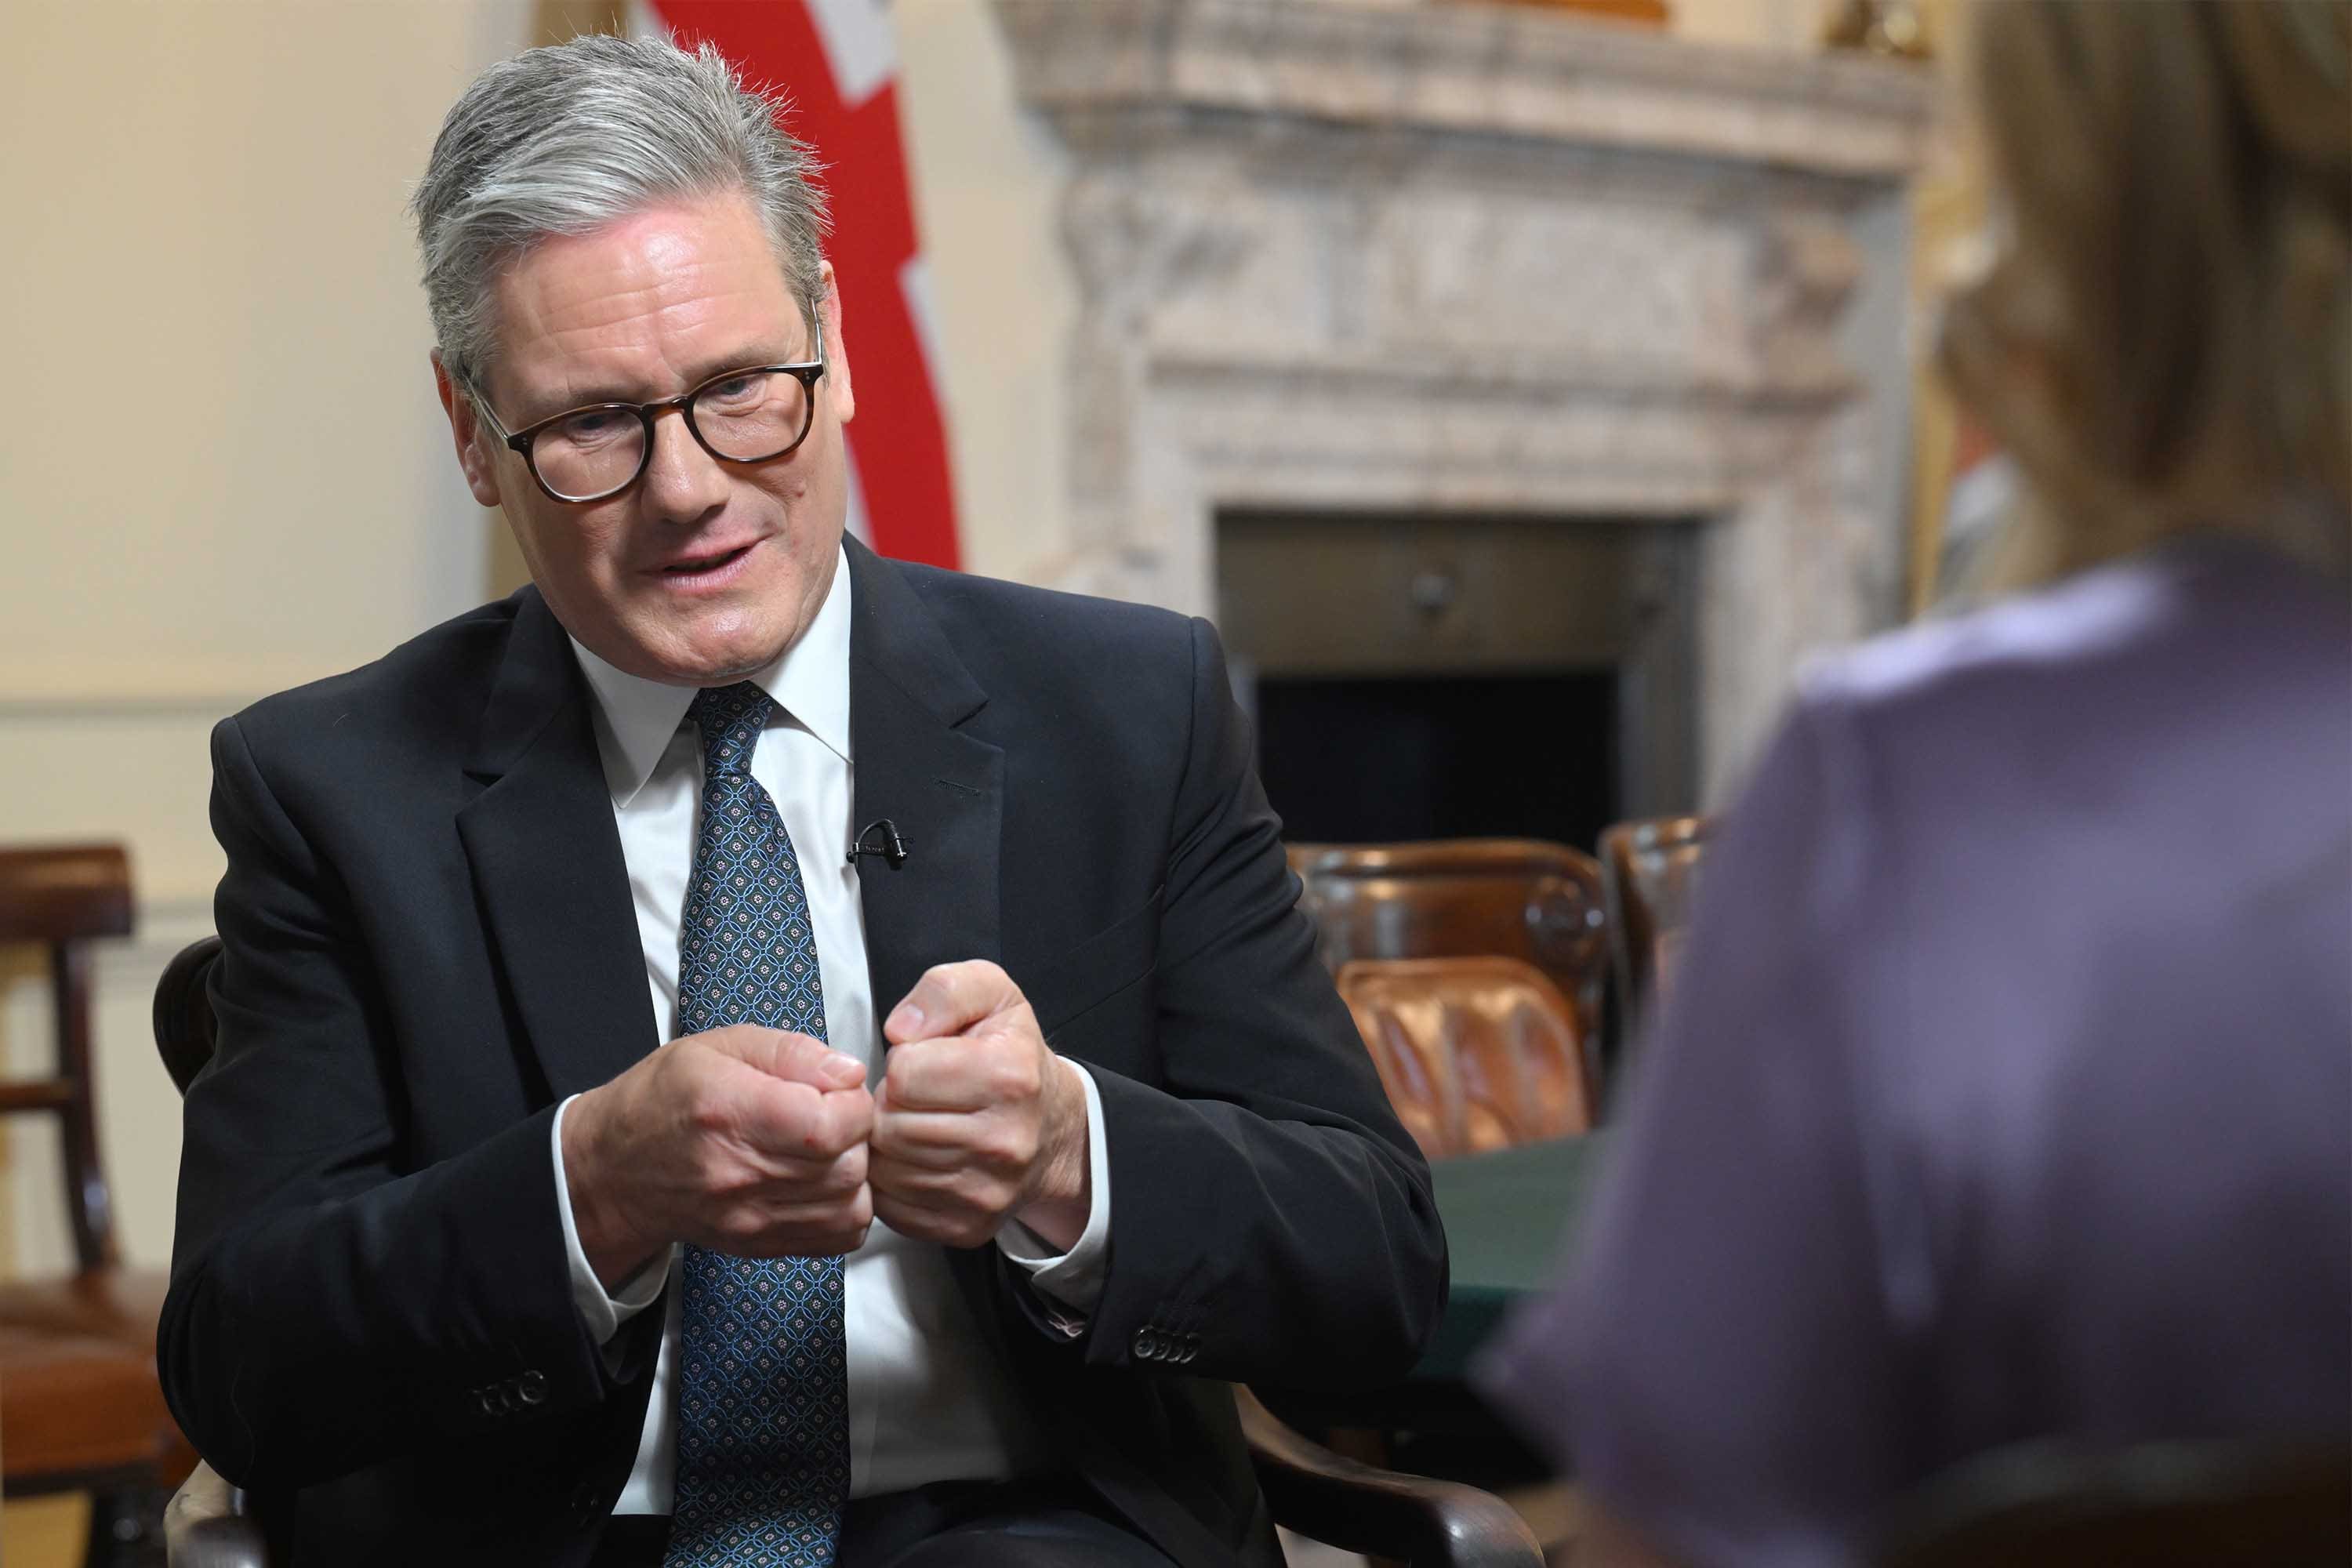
546, 546, 1112, 1512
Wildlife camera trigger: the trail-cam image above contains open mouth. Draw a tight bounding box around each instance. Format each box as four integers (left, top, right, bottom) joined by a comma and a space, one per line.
660, 543, 753, 579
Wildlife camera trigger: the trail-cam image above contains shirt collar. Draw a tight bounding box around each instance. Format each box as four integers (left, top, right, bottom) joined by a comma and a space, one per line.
568, 544, 854, 807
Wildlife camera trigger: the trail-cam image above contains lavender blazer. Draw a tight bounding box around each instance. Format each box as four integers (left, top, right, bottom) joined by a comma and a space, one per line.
1479, 539, 2350, 1566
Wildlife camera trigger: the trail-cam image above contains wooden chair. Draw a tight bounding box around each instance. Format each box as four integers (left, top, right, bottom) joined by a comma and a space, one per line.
1596, 815, 1710, 1037
0, 844, 191, 1558
1305, 954, 1595, 1560
1287, 840, 1609, 1102
1875, 1437, 2351, 1568
1335, 957, 1593, 1162
153, 935, 1543, 1568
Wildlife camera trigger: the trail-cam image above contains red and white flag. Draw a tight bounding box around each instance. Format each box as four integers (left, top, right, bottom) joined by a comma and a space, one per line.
633, 0, 960, 569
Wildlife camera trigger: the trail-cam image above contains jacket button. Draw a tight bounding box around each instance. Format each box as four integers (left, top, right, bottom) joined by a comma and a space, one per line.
474, 1388, 499, 1417
517, 1369, 548, 1406
1131, 1328, 1159, 1361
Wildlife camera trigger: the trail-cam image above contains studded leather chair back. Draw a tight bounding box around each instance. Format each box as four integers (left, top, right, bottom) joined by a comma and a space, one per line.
1336, 956, 1594, 1161
1288, 839, 1609, 1059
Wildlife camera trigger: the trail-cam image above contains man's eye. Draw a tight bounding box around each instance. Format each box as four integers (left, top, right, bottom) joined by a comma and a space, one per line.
702, 373, 766, 408
552, 408, 630, 445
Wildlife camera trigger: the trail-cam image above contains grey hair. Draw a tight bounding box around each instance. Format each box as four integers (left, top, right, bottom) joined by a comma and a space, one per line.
410, 34, 829, 387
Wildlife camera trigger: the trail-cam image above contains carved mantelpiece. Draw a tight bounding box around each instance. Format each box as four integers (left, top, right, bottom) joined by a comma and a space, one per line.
993, 0, 1937, 797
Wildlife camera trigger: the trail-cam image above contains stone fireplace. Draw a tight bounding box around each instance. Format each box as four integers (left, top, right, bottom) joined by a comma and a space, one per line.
992, 0, 1938, 803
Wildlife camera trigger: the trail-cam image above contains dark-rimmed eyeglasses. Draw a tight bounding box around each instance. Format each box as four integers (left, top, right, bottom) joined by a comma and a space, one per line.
467, 338, 827, 504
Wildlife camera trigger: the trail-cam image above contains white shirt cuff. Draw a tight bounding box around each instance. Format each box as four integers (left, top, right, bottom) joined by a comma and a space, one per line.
994, 1058, 1112, 1317
551, 1093, 673, 1348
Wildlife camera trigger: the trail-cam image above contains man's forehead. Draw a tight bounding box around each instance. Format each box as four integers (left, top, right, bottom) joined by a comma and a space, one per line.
485, 194, 808, 408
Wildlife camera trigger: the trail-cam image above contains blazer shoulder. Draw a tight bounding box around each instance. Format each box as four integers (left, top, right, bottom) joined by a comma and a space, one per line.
223, 591, 528, 769
894, 560, 1199, 662
889, 557, 1204, 700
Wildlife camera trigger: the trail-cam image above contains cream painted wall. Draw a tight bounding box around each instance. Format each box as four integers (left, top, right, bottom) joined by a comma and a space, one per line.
892, 0, 1078, 583
0, 0, 533, 1276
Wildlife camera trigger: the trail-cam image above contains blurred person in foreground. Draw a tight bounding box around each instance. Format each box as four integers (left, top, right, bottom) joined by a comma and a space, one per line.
159, 34, 1441, 1567
1476, 2, 2350, 1563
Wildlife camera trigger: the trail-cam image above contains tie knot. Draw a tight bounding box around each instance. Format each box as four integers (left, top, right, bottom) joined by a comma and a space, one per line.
688, 681, 775, 779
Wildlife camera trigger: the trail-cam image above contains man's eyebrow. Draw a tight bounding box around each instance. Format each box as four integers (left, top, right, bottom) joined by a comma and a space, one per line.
521, 336, 815, 422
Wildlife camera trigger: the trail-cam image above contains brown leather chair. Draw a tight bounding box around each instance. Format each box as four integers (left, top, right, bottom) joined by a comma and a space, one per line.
1597, 815, 1711, 1032
1335, 956, 1594, 1162
1287, 840, 1608, 1094
153, 935, 1543, 1568
0, 844, 192, 1555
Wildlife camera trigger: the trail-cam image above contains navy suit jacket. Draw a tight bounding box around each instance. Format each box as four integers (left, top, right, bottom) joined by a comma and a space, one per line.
161, 539, 1446, 1566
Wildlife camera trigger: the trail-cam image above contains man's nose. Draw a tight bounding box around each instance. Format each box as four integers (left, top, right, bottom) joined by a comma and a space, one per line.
639, 405, 731, 523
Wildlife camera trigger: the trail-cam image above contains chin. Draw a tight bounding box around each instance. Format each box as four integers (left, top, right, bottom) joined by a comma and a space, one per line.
669, 625, 797, 684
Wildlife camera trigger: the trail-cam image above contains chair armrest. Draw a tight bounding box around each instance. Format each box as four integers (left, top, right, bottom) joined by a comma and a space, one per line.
1237, 1385, 1546, 1568
165, 1460, 270, 1568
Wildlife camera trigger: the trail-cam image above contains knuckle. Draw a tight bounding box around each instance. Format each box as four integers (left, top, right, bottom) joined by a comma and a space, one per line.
683, 1083, 732, 1135
989, 1059, 1039, 1103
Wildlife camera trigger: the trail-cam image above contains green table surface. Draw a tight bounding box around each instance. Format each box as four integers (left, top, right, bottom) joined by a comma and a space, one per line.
1411, 1131, 1610, 1385
1253, 1133, 1609, 1436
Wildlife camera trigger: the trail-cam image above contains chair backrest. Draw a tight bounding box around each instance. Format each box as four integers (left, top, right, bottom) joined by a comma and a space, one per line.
1288, 839, 1610, 1055
1596, 815, 1711, 1031
155, 936, 223, 1096
0, 844, 135, 1272
1875, 1438, 2352, 1568
1335, 956, 1593, 1161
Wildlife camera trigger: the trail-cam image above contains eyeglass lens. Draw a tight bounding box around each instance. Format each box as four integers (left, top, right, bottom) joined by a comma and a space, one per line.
530, 369, 813, 500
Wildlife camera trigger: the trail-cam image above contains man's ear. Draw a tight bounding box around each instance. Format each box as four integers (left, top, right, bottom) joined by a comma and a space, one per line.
431, 350, 505, 509
816, 262, 855, 427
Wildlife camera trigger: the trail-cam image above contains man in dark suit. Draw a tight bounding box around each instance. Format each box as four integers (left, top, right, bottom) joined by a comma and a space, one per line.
159, 34, 1443, 1568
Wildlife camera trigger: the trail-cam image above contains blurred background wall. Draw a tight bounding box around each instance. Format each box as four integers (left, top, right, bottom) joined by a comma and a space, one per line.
0, 0, 537, 1280
0, 0, 1955, 1287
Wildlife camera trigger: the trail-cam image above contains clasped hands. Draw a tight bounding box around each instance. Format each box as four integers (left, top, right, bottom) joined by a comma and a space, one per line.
562, 961, 1091, 1290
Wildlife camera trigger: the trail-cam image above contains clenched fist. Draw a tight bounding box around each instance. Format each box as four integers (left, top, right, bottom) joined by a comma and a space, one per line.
869, 960, 1092, 1250
561, 1024, 877, 1289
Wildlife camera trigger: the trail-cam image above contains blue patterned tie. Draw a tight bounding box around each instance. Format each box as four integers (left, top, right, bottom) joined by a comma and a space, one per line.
665, 682, 849, 1568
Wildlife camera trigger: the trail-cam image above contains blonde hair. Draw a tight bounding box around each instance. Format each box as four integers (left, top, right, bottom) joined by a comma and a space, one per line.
1940, 0, 2350, 584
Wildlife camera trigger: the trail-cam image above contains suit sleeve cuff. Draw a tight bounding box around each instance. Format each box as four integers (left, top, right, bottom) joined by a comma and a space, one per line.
995, 1059, 1112, 1318
551, 1094, 673, 1348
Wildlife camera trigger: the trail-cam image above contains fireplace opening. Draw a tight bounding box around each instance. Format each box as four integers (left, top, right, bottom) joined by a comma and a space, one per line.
1217, 510, 1697, 853
1253, 670, 1618, 848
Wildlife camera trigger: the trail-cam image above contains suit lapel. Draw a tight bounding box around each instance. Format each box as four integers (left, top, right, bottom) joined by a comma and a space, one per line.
844, 539, 1004, 1025
456, 589, 660, 1103
844, 543, 1014, 1334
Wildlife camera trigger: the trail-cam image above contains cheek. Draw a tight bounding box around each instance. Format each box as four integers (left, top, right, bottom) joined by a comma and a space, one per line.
513, 509, 633, 605
557, 514, 635, 582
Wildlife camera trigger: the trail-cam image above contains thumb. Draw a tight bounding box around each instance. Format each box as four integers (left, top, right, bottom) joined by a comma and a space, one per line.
884, 960, 1024, 1047
714, 1026, 866, 1090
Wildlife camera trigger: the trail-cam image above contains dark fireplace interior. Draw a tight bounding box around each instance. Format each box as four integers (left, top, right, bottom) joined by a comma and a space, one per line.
1216, 510, 1697, 855
1253, 671, 1618, 850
